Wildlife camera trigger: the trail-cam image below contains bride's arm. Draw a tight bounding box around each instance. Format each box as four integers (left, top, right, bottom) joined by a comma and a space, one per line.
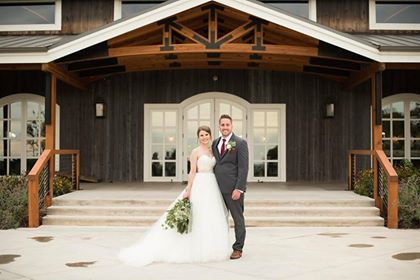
183, 149, 198, 199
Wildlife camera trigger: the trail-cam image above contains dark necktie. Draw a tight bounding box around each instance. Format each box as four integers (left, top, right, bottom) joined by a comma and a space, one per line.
221, 138, 226, 155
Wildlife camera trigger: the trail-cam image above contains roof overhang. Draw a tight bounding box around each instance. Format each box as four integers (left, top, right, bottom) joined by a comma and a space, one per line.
0, 0, 420, 64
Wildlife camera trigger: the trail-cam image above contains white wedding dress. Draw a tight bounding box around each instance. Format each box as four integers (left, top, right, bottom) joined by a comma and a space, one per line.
118, 155, 230, 266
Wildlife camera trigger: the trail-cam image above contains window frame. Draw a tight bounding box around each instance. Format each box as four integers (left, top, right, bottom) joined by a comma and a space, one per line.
0, 0, 62, 31
369, 0, 420, 30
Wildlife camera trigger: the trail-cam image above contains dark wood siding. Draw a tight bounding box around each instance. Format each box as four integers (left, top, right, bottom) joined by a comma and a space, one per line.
317, 0, 420, 34
1, 0, 114, 35
55, 69, 371, 182
382, 70, 420, 98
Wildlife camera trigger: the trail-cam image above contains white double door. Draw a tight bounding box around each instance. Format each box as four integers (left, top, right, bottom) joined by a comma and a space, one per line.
182, 98, 246, 180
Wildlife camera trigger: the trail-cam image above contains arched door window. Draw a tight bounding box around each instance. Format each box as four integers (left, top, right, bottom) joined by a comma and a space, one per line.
0, 94, 60, 175
382, 93, 420, 167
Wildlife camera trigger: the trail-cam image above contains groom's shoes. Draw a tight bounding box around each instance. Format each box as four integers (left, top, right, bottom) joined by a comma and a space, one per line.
230, 250, 242, 260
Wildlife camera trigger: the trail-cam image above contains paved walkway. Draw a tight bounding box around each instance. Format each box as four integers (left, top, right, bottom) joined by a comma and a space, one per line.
1, 226, 419, 280
1, 183, 419, 279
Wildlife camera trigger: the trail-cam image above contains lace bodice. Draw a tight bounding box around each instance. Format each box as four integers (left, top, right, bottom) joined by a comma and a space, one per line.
197, 155, 216, 173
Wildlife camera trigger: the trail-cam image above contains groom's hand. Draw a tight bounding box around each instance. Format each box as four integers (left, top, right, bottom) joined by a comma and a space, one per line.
231, 189, 242, 200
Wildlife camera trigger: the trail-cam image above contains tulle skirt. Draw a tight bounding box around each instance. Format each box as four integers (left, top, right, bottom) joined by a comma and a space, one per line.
118, 173, 230, 266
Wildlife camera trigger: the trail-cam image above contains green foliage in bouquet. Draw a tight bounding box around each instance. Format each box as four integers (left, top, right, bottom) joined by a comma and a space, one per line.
162, 198, 191, 234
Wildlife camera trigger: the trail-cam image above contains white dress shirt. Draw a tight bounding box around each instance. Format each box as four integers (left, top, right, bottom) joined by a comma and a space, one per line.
217, 132, 233, 154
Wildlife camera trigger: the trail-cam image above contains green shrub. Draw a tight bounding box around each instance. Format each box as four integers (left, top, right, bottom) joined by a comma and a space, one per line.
354, 169, 374, 198
53, 175, 73, 197
0, 176, 28, 229
398, 174, 420, 229
395, 160, 419, 181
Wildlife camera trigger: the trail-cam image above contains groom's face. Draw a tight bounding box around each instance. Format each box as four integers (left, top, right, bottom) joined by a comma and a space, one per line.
219, 118, 232, 137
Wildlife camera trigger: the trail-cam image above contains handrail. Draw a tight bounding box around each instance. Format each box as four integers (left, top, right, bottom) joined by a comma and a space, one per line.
348, 149, 399, 229
27, 149, 80, 227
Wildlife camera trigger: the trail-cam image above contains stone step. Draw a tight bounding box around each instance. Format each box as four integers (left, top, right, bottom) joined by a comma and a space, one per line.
42, 215, 384, 227
47, 205, 380, 217
51, 198, 375, 207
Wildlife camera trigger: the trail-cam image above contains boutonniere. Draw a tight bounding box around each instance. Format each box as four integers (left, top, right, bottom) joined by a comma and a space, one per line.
226, 141, 237, 153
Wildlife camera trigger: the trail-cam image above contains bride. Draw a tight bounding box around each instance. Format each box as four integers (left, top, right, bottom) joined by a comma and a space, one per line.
118, 126, 230, 266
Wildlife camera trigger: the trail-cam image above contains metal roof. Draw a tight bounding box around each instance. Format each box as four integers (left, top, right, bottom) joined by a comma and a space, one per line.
0, 35, 72, 52
354, 34, 420, 51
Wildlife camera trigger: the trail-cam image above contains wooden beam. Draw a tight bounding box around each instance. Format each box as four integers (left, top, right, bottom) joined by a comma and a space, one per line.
42, 63, 88, 91
109, 43, 317, 57
216, 21, 255, 45
108, 23, 161, 47
385, 63, 420, 70
169, 22, 209, 46
345, 63, 386, 89
0, 64, 41, 70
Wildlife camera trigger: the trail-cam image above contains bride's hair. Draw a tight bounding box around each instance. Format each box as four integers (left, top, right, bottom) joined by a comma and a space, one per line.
197, 125, 212, 138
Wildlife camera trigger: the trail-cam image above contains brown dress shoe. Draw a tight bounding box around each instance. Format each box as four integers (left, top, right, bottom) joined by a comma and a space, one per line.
230, 250, 242, 260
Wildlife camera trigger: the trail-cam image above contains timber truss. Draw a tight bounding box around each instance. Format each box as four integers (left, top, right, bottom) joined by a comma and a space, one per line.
49, 2, 381, 88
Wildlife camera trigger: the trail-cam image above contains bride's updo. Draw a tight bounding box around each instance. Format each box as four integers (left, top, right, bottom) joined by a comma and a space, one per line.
197, 125, 212, 138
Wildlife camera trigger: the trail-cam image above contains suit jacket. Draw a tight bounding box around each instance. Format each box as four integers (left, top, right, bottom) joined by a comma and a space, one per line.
212, 133, 249, 194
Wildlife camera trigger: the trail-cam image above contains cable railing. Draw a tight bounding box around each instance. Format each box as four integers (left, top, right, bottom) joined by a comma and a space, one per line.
27, 149, 80, 227
348, 149, 398, 228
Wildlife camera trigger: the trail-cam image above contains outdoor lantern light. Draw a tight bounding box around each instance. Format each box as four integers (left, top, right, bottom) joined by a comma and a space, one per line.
325, 102, 335, 118
95, 102, 106, 118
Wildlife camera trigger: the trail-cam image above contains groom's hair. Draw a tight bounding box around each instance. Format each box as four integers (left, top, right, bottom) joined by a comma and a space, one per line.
219, 114, 232, 123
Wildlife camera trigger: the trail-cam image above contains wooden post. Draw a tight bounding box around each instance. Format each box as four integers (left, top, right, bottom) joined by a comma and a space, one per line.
371, 72, 383, 151
45, 73, 57, 206
76, 151, 80, 190
28, 178, 39, 227
388, 177, 399, 228
348, 152, 352, 190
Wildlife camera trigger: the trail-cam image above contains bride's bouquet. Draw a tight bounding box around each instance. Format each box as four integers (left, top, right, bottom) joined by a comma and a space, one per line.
162, 198, 192, 234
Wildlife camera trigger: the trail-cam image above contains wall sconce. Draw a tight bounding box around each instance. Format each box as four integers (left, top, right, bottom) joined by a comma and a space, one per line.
325, 101, 335, 118
95, 102, 106, 118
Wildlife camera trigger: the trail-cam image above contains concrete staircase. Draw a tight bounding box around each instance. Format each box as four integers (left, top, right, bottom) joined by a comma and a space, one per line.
43, 197, 384, 227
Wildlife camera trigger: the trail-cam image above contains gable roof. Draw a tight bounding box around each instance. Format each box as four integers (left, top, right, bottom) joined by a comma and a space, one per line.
0, 0, 419, 64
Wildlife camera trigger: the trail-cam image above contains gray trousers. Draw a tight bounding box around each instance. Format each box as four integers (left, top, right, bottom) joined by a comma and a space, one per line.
222, 193, 246, 251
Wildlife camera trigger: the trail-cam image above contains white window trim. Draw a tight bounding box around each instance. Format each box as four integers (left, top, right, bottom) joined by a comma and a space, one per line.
144, 104, 182, 182
382, 93, 420, 162
248, 104, 286, 182
0, 93, 60, 174
369, 0, 420, 30
0, 0, 62, 31
114, 0, 317, 21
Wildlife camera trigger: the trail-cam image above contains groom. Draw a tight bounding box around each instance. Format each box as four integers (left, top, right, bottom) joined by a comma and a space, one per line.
212, 114, 249, 260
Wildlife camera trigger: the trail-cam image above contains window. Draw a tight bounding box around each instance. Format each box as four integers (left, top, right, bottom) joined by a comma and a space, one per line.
114, 0, 164, 20
114, 0, 316, 21
0, 0, 61, 31
259, 0, 317, 21
0, 94, 60, 175
382, 94, 420, 168
369, 0, 420, 30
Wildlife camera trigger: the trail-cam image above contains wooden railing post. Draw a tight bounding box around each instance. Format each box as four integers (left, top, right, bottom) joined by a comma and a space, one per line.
388, 177, 399, 228
76, 151, 80, 190
373, 158, 380, 209
348, 152, 352, 190
28, 177, 40, 228
47, 157, 54, 207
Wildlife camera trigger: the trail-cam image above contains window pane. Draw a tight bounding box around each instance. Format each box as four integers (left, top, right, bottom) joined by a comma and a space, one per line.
383, 140, 391, 157
9, 159, 20, 175
151, 112, 163, 126
266, 128, 279, 143
165, 146, 176, 160
410, 102, 420, 119
0, 106, 3, 119
232, 106, 242, 119
26, 159, 37, 174
27, 102, 39, 120
267, 112, 278, 127
393, 140, 404, 157
200, 103, 210, 119
411, 120, 420, 138
0, 140, 3, 156
41, 139, 45, 151
263, 1, 308, 18
412, 159, 420, 168
253, 112, 265, 127
165, 112, 176, 127
199, 120, 210, 127
122, 2, 160, 18
10, 120, 21, 139
376, 2, 420, 23
254, 162, 265, 177
165, 162, 176, 177
254, 145, 265, 160
10, 102, 21, 119
152, 128, 163, 143
267, 162, 278, 177
253, 128, 265, 144
165, 128, 176, 144
411, 140, 420, 157
0, 121, 3, 138
26, 140, 39, 157
382, 104, 391, 118
27, 121, 40, 138
0, 3, 55, 25
393, 120, 404, 138
151, 145, 163, 160
219, 103, 230, 115
267, 145, 278, 160
10, 140, 22, 157
392, 102, 404, 118
0, 159, 6, 175
41, 122, 46, 137
151, 162, 163, 176
383, 120, 390, 138
187, 106, 198, 119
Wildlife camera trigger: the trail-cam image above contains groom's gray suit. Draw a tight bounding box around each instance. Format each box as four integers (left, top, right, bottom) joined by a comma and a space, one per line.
212, 133, 249, 252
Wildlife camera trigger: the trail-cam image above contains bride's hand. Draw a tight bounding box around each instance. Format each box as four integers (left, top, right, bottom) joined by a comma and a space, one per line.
183, 190, 190, 199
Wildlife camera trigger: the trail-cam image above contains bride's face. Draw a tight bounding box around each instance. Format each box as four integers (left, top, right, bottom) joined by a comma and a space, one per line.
198, 130, 211, 145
